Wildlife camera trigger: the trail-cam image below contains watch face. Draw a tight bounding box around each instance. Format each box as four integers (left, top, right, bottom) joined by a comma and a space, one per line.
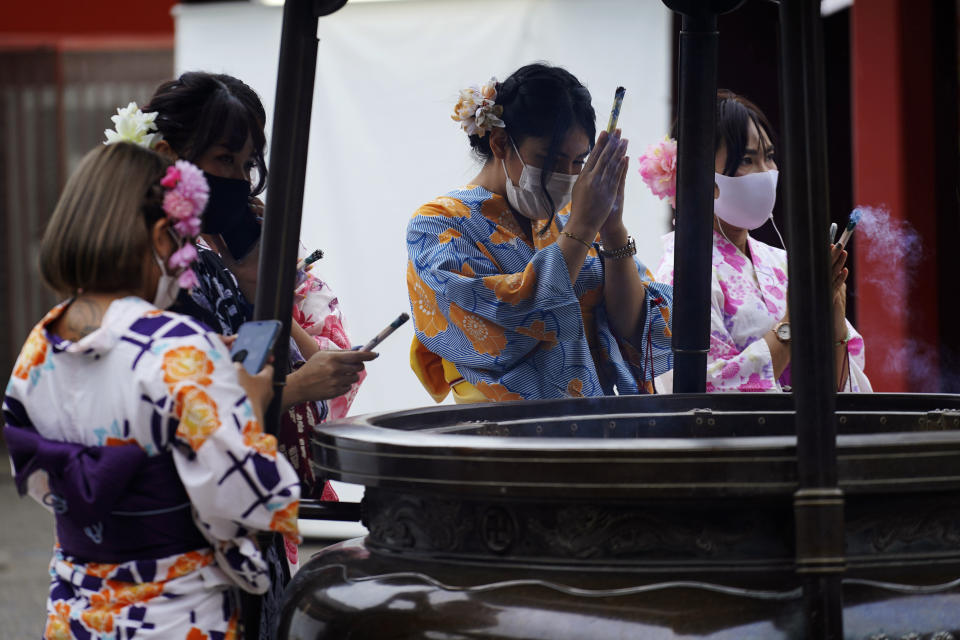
776, 324, 791, 341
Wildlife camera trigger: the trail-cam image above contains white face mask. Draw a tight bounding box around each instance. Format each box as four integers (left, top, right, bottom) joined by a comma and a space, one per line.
151, 249, 180, 310
714, 170, 779, 231
502, 139, 577, 220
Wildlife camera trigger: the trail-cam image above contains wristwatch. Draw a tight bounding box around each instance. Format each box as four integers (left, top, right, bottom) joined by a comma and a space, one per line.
598, 236, 637, 260
773, 321, 791, 343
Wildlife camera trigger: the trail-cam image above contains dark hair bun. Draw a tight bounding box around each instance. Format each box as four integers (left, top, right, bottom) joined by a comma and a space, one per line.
466, 63, 595, 164
146, 72, 269, 196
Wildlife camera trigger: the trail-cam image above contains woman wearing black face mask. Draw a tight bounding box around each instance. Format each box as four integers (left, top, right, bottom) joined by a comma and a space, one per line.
145, 71, 375, 464
407, 63, 674, 402
143, 70, 376, 635
146, 70, 374, 441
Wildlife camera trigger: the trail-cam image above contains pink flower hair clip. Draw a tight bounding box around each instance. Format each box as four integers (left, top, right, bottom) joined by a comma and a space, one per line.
451, 77, 505, 137
637, 137, 678, 208
160, 160, 208, 289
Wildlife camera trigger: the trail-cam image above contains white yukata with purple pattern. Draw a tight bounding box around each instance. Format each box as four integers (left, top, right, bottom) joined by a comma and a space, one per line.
4, 296, 301, 640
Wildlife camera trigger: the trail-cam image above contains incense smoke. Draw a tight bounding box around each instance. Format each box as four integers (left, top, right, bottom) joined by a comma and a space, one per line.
876, 337, 940, 391
851, 205, 922, 287
848, 206, 940, 390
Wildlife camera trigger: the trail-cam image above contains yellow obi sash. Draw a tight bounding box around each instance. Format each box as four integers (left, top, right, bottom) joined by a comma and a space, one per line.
410, 337, 488, 404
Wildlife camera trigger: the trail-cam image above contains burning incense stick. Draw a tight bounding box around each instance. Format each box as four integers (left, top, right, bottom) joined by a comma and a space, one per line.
296, 248, 324, 271
606, 86, 626, 134
837, 209, 862, 249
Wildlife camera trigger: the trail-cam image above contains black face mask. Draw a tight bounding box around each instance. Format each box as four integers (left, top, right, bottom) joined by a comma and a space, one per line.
202, 172, 252, 234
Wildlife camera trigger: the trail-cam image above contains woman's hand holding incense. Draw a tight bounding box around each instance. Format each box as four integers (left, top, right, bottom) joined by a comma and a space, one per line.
559, 130, 629, 284
830, 243, 851, 389
599, 130, 630, 246
570, 130, 628, 238
830, 243, 849, 341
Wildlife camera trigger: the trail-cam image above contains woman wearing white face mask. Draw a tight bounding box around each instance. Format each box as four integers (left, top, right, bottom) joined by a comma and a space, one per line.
652, 90, 871, 392
407, 63, 674, 402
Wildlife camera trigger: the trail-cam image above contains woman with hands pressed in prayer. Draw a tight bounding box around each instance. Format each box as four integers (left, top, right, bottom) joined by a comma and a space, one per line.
407, 63, 674, 403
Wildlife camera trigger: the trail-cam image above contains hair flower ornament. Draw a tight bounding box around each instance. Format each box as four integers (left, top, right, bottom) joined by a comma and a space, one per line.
161, 160, 208, 289
638, 137, 678, 208
104, 102, 161, 149
451, 77, 505, 137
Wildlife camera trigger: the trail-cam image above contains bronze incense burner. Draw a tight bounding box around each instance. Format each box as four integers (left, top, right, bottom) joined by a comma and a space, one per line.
278, 394, 960, 638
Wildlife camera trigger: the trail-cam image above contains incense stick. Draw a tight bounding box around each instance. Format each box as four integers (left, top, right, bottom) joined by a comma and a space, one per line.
605, 87, 626, 134
837, 209, 862, 249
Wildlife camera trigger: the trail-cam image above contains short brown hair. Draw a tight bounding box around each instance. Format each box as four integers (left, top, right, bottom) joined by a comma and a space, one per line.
40, 143, 170, 296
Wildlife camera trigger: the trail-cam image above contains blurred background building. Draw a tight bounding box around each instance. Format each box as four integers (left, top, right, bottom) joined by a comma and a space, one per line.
0, 0, 176, 382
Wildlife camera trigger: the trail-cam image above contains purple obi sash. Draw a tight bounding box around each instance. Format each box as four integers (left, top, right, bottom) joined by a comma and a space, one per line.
4, 424, 208, 563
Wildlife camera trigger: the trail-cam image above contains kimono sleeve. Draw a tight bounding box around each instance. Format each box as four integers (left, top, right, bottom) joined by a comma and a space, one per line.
705, 274, 780, 392
407, 212, 583, 375
842, 320, 872, 392
293, 269, 365, 419
2, 383, 53, 510
157, 336, 301, 544
654, 239, 676, 285
614, 265, 675, 385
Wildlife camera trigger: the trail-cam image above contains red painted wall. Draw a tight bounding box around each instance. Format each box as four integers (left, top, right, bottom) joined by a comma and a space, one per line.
851, 0, 940, 391
1, 1, 176, 36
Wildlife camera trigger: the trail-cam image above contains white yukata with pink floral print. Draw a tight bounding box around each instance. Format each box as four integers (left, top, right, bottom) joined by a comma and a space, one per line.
292, 244, 365, 419
655, 230, 871, 392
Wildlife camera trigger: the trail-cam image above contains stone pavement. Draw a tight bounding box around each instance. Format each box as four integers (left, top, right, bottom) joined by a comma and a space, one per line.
0, 452, 54, 639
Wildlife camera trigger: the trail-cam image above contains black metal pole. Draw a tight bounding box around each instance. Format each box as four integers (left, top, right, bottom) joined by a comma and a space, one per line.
662, 0, 745, 393
778, 0, 845, 636
254, 0, 322, 435
245, 1, 347, 636
670, 12, 719, 393
248, 2, 321, 634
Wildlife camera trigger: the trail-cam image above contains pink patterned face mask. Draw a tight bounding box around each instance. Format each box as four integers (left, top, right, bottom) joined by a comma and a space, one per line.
713, 170, 779, 231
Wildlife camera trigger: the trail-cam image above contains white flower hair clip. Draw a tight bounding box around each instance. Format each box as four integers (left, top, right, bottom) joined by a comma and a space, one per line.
451, 77, 505, 137
103, 102, 161, 149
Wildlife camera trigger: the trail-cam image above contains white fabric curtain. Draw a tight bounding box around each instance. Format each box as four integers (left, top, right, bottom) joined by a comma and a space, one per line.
175, 0, 672, 414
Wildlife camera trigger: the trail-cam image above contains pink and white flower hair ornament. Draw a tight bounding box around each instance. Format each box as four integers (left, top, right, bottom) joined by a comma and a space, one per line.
103, 102, 162, 149
160, 161, 208, 289
637, 136, 678, 208
451, 77, 505, 137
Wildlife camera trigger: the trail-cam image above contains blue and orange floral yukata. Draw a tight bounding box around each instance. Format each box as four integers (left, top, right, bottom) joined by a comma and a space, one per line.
407, 185, 674, 402
4, 297, 301, 639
